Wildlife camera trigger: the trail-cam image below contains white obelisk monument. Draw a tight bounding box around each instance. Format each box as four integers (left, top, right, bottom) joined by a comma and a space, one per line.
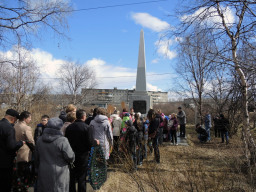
129, 29, 152, 114
136, 30, 147, 92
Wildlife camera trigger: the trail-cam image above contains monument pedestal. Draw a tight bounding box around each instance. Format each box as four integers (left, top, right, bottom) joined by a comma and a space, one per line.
129, 91, 152, 115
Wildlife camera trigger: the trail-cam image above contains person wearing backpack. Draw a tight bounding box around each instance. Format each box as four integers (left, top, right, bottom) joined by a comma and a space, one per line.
124, 119, 138, 170
133, 112, 143, 166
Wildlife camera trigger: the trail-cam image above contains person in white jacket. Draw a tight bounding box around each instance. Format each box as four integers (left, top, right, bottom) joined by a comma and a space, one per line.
89, 108, 113, 160
110, 111, 122, 155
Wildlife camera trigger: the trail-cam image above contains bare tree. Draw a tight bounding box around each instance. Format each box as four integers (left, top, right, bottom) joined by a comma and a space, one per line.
205, 61, 234, 114
0, 45, 40, 111
58, 60, 97, 105
170, 0, 256, 178
175, 30, 215, 124
0, 0, 71, 48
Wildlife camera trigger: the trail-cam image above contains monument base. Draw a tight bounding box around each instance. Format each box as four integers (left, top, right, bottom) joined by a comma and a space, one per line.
129, 91, 152, 115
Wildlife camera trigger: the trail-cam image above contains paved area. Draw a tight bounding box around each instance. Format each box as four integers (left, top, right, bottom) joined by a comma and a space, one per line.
162, 136, 189, 146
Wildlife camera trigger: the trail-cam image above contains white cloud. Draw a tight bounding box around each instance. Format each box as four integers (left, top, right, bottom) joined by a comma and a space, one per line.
151, 59, 159, 64
85, 58, 136, 89
168, 91, 184, 101
31, 48, 64, 77
131, 12, 170, 32
0, 47, 168, 92
181, 6, 235, 28
147, 83, 161, 91
155, 39, 177, 60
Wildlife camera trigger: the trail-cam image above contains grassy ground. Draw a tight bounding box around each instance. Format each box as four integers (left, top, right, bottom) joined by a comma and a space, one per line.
96, 125, 256, 192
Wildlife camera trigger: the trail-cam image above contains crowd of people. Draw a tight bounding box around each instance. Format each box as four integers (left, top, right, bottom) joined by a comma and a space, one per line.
0, 104, 232, 192
195, 111, 230, 144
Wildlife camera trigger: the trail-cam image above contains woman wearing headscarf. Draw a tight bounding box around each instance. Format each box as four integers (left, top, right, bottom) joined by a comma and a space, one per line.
35, 117, 75, 192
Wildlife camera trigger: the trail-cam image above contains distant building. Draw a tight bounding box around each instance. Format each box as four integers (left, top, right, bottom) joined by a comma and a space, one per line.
81, 87, 168, 108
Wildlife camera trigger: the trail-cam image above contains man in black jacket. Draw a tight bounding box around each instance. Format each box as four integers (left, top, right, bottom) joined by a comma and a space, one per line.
66, 109, 98, 192
0, 109, 24, 192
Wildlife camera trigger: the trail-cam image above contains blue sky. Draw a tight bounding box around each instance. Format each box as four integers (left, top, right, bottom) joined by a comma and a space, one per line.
1, 0, 183, 96
30, 0, 181, 92
0, 0, 237, 100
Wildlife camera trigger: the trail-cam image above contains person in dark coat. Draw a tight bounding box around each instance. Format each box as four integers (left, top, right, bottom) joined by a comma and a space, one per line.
195, 123, 208, 143
85, 107, 98, 126
0, 109, 24, 192
213, 115, 221, 137
133, 112, 143, 165
65, 109, 98, 192
34, 115, 49, 143
124, 119, 138, 170
177, 106, 186, 137
35, 117, 75, 192
218, 114, 230, 144
147, 109, 161, 164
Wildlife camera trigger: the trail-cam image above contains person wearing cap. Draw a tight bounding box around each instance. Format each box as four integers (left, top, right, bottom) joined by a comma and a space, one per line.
0, 109, 24, 192
35, 117, 75, 192
177, 106, 187, 138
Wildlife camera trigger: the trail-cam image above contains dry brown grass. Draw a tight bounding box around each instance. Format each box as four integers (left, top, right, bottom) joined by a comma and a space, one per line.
97, 126, 256, 192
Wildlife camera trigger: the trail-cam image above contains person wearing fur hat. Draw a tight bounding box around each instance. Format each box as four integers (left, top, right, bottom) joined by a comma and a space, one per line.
35, 117, 75, 192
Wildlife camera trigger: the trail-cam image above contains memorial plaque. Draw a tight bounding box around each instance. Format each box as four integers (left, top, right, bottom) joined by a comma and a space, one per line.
133, 100, 146, 114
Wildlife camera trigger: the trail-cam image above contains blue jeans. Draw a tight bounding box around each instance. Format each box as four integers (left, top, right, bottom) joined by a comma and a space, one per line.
206, 128, 211, 141
221, 131, 229, 143
137, 142, 143, 164
143, 140, 148, 159
129, 145, 137, 170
